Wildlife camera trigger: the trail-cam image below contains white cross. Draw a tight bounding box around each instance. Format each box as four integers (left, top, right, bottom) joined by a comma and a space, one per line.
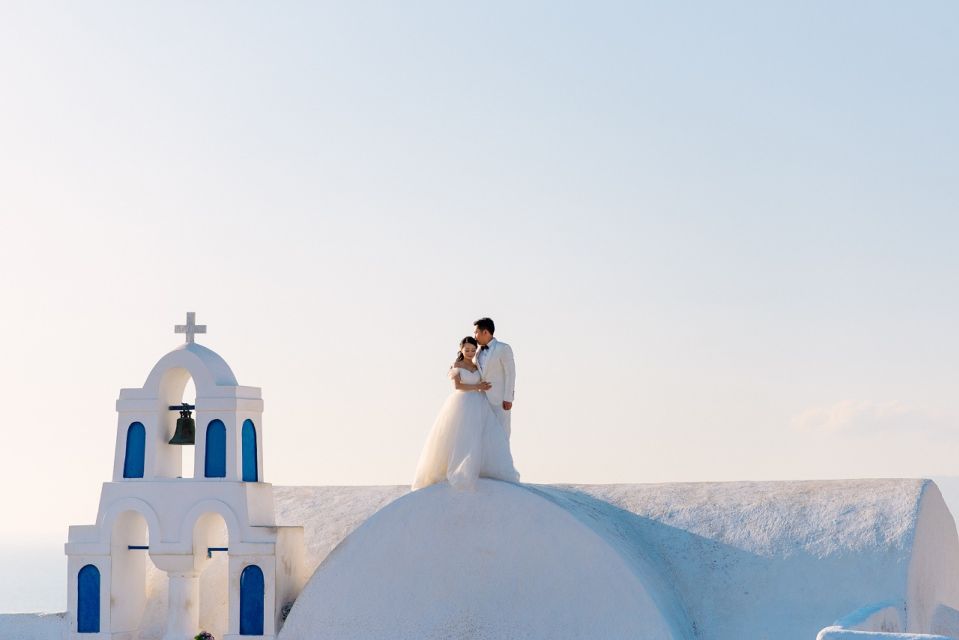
175, 312, 207, 344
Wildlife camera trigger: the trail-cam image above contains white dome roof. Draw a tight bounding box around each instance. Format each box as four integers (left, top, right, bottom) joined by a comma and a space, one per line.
279, 479, 684, 640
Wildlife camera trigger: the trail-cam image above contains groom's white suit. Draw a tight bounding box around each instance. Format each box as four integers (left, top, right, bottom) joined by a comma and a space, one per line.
475, 338, 516, 438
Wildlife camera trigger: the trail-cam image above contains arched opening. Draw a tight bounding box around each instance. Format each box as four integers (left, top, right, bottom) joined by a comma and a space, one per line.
193, 512, 230, 639
123, 422, 146, 479
242, 419, 258, 482
240, 565, 265, 635
77, 564, 100, 633
110, 510, 152, 634
204, 420, 227, 478
155, 368, 197, 479
179, 377, 197, 478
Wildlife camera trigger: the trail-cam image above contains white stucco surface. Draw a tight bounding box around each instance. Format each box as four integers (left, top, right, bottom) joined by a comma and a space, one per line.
273, 479, 959, 640
119, 485, 407, 640
560, 480, 959, 639
143, 342, 239, 389
6, 479, 959, 640
278, 480, 681, 640
272, 485, 409, 571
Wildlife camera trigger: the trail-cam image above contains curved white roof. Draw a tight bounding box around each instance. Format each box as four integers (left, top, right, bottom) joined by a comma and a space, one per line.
272, 478, 959, 640
141, 342, 238, 393
279, 480, 682, 640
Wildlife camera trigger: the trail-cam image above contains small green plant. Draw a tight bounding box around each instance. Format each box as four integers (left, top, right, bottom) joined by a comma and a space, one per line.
194, 632, 214, 640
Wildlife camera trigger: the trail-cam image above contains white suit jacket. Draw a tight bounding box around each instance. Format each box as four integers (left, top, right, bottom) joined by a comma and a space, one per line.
475, 338, 516, 408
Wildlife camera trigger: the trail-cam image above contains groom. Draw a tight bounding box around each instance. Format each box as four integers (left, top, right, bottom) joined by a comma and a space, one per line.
473, 317, 516, 438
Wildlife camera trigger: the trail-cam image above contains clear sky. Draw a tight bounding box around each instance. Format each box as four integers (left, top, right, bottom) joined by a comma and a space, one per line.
1, 1, 958, 542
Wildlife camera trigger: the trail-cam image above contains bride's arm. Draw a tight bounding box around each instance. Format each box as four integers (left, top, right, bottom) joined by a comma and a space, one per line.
450, 369, 492, 392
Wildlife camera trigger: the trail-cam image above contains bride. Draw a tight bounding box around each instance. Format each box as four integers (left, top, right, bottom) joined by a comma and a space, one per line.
412, 336, 520, 491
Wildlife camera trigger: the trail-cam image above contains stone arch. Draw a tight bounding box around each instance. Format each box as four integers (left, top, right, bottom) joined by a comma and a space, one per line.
110, 510, 150, 549
135, 344, 240, 481
141, 343, 238, 402
154, 367, 196, 413
192, 511, 230, 563
180, 499, 243, 545
109, 510, 151, 634
97, 498, 162, 545
191, 510, 231, 639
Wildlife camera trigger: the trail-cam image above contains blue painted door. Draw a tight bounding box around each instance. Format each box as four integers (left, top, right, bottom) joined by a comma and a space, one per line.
242, 420, 258, 482
123, 422, 145, 478
205, 420, 226, 478
77, 564, 100, 633
240, 564, 265, 635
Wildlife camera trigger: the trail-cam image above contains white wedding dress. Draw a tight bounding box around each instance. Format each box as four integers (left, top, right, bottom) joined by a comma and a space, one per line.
412, 366, 520, 491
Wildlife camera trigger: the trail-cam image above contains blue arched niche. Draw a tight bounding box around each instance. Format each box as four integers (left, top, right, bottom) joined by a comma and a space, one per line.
205, 420, 226, 478
77, 564, 100, 633
123, 422, 145, 479
240, 564, 265, 635
242, 419, 258, 482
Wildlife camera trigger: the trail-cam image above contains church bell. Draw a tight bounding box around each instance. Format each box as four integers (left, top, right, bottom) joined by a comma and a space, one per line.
168, 403, 196, 445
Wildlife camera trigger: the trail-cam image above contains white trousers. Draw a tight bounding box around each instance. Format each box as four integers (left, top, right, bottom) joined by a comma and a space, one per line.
487, 399, 512, 439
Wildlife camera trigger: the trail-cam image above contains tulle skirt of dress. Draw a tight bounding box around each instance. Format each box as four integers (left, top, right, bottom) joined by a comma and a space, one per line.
412, 390, 520, 491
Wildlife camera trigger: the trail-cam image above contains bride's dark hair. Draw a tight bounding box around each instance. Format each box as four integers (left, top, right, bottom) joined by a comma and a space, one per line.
454, 336, 479, 364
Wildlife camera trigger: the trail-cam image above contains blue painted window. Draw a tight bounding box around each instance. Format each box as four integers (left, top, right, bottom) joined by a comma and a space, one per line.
123, 422, 145, 479
205, 420, 226, 478
77, 564, 100, 633
240, 564, 265, 635
242, 419, 258, 482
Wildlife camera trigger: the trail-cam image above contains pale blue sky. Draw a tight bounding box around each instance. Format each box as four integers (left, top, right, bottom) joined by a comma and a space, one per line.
1, 2, 958, 542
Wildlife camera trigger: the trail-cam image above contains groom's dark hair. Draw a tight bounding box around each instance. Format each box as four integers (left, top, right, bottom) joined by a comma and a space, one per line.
473, 317, 495, 335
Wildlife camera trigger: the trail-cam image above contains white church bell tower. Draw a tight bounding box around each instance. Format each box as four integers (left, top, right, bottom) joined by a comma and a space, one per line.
111, 312, 263, 484
65, 313, 306, 640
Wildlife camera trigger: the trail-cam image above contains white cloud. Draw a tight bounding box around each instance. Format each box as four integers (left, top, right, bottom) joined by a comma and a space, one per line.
791, 400, 955, 435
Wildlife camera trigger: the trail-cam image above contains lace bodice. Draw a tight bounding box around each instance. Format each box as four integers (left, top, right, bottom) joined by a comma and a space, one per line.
449, 366, 482, 384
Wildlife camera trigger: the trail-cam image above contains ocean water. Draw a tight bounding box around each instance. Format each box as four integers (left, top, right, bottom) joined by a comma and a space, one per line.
0, 541, 66, 613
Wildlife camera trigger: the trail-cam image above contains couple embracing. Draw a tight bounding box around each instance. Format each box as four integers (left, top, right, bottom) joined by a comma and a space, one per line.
412, 317, 520, 491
